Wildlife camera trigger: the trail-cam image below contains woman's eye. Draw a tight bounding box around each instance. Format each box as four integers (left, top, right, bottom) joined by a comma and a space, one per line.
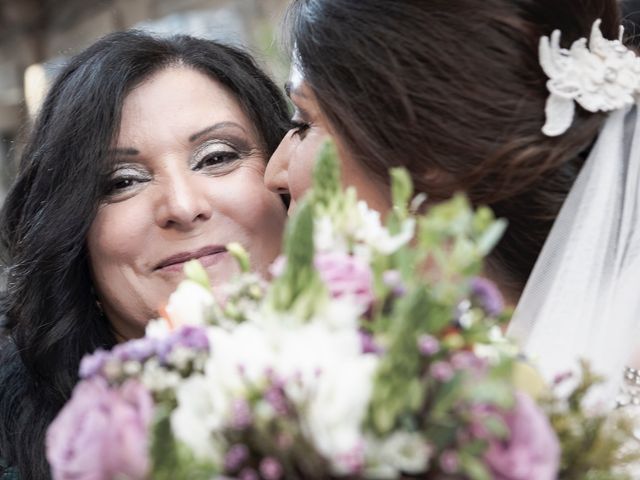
104, 168, 149, 197
291, 120, 311, 139
194, 151, 240, 171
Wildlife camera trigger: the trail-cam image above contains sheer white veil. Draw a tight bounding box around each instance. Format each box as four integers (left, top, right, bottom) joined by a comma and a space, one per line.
507, 104, 640, 404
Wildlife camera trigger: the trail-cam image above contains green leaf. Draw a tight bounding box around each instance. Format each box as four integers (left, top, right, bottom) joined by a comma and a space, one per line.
150, 404, 180, 480
183, 260, 210, 290
268, 199, 325, 319
311, 141, 341, 209
476, 219, 508, 255
390, 168, 413, 213
459, 451, 492, 480
226, 242, 251, 272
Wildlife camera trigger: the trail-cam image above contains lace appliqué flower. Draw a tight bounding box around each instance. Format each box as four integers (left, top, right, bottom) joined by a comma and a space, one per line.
539, 19, 640, 136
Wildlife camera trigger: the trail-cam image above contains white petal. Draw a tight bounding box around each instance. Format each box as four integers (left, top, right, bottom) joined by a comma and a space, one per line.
542, 94, 575, 137
539, 31, 561, 78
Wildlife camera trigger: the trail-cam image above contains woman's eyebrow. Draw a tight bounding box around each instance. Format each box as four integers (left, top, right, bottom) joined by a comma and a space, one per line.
110, 147, 139, 156
189, 121, 248, 143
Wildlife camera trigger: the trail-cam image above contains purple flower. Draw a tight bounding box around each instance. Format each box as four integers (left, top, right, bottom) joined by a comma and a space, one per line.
383, 269, 407, 296
224, 444, 249, 472
231, 398, 253, 430
239, 468, 259, 480
360, 331, 383, 354
259, 457, 283, 480
439, 450, 459, 474
471, 277, 505, 316
264, 386, 289, 416
112, 336, 157, 363
157, 325, 210, 362
314, 252, 374, 310
417, 334, 440, 356
430, 361, 455, 382
78, 349, 110, 379
46, 378, 153, 480
484, 392, 560, 480
450, 351, 487, 374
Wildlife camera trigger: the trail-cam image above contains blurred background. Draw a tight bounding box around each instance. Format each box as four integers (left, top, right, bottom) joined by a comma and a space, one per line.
0, 0, 290, 201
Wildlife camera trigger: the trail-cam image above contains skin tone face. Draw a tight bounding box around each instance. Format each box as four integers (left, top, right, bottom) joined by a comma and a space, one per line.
87, 67, 286, 340
264, 66, 390, 215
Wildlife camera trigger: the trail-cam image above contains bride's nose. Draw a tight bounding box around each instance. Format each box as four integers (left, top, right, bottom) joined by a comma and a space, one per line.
264, 131, 293, 196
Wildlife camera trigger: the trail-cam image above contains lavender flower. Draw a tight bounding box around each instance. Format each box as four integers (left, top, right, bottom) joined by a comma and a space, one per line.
46, 378, 153, 480
259, 457, 283, 480
231, 398, 253, 430
238, 468, 259, 480
439, 450, 460, 474
450, 351, 487, 374
224, 444, 249, 472
264, 386, 289, 416
78, 349, 110, 379
112, 336, 158, 363
383, 269, 407, 296
430, 361, 455, 382
471, 277, 505, 317
417, 334, 440, 356
360, 331, 383, 354
157, 324, 210, 362
314, 252, 374, 310
483, 392, 560, 480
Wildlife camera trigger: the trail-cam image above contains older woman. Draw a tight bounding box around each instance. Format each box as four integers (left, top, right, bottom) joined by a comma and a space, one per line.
0, 31, 289, 478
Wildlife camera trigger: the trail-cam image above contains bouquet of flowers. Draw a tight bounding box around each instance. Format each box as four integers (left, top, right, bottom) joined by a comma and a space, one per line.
46, 144, 638, 480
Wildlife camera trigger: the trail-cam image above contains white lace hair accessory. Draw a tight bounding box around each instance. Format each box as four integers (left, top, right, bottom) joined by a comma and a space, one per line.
540, 19, 640, 136
508, 19, 640, 406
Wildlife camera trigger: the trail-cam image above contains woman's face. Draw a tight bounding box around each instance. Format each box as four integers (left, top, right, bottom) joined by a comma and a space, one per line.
264, 68, 390, 214
87, 67, 286, 340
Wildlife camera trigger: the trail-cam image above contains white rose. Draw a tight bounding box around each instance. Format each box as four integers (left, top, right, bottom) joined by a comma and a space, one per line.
171, 374, 227, 464
165, 280, 215, 327
369, 432, 432, 475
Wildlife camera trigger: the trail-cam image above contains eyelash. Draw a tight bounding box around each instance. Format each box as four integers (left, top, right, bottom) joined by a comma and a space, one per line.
291, 120, 310, 138
193, 150, 240, 171
105, 173, 149, 196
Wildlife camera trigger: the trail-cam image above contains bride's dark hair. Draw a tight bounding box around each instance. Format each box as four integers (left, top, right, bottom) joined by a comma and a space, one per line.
285, 0, 620, 300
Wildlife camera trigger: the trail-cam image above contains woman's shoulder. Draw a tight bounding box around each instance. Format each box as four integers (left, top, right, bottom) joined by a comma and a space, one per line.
0, 457, 19, 480
0, 335, 28, 480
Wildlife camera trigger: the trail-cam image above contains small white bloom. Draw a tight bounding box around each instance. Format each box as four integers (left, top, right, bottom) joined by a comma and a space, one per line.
140, 359, 182, 392
305, 354, 378, 475
314, 215, 348, 253
145, 318, 171, 339
371, 432, 432, 474
165, 280, 216, 327
171, 374, 227, 464
167, 345, 197, 371
355, 201, 415, 255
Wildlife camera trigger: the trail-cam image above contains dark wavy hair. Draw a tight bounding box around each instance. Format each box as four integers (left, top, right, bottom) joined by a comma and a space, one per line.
284, 0, 620, 300
0, 30, 289, 479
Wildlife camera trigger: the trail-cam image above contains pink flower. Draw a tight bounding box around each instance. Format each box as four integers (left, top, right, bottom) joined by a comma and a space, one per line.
46, 377, 153, 480
314, 252, 374, 310
483, 392, 560, 480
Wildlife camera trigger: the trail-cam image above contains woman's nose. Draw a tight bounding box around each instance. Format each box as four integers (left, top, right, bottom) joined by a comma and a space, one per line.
264, 131, 292, 195
155, 170, 212, 230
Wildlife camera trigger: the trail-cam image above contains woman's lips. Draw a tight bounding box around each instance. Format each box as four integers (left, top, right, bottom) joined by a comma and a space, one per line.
155, 245, 228, 273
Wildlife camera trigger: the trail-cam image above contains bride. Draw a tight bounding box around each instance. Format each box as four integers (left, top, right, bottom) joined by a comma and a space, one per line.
265, 0, 639, 405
